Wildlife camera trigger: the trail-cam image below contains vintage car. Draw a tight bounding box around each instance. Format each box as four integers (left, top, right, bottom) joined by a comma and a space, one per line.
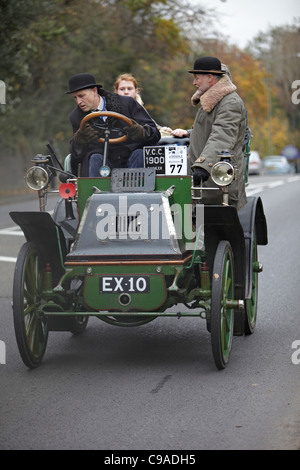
10, 111, 268, 370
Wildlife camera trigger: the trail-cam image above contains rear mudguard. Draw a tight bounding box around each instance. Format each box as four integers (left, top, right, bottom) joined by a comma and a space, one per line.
204, 196, 267, 302
204, 204, 246, 301
10, 211, 67, 283
238, 196, 268, 299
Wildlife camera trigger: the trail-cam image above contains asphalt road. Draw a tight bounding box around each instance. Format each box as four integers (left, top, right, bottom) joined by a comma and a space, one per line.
0, 175, 299, 450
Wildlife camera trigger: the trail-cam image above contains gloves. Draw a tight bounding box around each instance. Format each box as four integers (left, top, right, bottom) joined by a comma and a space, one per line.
124, 120, 145, 141
193, 167, 210, 185
73, 123, 99, 145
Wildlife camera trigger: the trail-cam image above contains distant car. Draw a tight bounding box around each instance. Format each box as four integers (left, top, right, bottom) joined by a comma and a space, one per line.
248, 151, 263, 175
263, 156, 295, 175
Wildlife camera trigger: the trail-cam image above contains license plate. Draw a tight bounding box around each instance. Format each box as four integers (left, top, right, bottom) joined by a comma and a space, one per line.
144, 146, 187, 175
99, 275, 150, 293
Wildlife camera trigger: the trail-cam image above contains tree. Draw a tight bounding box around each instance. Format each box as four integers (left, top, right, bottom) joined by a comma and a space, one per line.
248, 20, 300, 152
0, 0, 212, 161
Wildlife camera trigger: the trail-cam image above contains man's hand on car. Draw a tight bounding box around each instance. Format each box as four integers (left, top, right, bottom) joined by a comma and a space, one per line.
193, 167, 210, 185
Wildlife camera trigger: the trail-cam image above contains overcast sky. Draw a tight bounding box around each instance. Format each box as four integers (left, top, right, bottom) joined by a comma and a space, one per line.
192, 0, 300, 48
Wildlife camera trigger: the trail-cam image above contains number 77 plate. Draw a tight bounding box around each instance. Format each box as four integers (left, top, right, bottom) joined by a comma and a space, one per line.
143, 146, 187, 175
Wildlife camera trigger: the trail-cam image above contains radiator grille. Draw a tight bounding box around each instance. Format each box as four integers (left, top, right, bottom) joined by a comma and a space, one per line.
111, 168, 156, 192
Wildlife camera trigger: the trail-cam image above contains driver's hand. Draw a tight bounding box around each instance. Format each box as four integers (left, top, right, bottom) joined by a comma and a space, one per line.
124, 120, 145, 141
193, 167, 210, 185
171, 129, 189, 138
73, 123, 99, 145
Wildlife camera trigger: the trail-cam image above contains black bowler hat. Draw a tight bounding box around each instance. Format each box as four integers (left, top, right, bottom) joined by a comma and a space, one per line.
188, 56, 225, 75
66, 73, 102, 94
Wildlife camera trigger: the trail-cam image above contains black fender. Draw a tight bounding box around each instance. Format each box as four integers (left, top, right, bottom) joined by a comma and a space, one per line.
9, 211, 67, 283
238, 196, 268, 246
204, 205, 246, 301
238, 196, 268, 299
204, 197, 268, 302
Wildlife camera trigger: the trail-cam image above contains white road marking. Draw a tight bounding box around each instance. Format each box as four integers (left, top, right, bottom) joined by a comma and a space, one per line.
0, 226, 24, 236
287, 175, 300, 183
247, 175, 300, 196
0, 256, 17, 263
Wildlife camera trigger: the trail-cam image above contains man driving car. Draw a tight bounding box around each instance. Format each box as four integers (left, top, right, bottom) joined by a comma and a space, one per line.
66, 73, 161, 176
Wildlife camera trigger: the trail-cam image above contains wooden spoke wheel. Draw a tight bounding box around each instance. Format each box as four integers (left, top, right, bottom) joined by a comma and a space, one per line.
12, 242, 48, 368
211, 241, 235, 370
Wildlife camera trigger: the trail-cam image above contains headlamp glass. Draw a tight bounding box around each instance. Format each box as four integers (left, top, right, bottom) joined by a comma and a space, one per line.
25, 166, 49, 190
211, 161, 234, 187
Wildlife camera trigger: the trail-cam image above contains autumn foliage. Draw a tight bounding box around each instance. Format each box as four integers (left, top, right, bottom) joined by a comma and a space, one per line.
0, 0, 299, 189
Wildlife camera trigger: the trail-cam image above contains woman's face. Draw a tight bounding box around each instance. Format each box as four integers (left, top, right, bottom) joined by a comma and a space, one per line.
116, 80, 138, 100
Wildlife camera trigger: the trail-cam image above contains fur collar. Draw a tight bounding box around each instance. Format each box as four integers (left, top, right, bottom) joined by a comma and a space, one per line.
200, 75, 236, 112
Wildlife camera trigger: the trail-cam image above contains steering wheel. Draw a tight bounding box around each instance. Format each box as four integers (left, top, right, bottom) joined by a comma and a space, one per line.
80, 111, 133, 144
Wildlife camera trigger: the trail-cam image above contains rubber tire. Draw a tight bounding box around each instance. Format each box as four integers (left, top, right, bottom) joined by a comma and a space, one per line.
211, 241, 235, 370
13, 242, 48, 368
244, 233, 258, 334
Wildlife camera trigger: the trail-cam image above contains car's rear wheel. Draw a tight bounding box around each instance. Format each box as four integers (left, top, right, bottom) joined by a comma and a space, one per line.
245, 233, 258, 334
